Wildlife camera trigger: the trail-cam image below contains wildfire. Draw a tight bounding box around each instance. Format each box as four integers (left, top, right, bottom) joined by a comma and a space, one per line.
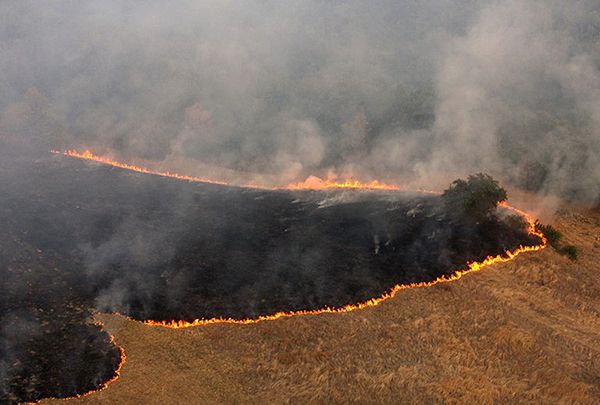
50, 148, 547, 330
144, 234, 545, 328
64, 340, 126, 400
285, 175, 401, 191
51, 149, 404, 191
50, 149, 229, 186
32, 323, 126, 403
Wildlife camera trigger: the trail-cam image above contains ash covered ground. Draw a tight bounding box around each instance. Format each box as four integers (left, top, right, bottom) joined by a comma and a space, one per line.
0, 148, 539, 403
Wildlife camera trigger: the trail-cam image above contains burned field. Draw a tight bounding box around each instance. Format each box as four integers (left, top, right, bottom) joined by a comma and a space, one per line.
0, 151, 541, 403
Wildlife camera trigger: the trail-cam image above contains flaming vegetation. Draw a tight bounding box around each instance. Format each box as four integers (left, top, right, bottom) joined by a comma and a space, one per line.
0, 147, 546, 400
142, 204, 546, 329
19, 331, 124, 404
535, 222, 578, 261
286, 176, 401, 191
442, 173, 507, 222
55, 333, 126, 402
74, 208, 600, 404
50, 150, 229, 186
51, 149, 403, 191
49, 149, 547, 330
0, 163, 125, 405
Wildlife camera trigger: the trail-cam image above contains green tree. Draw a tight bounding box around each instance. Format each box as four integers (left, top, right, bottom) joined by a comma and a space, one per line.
442, 173, 508, 222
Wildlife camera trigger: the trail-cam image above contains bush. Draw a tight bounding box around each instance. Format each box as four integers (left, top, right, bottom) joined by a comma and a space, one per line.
442, 173, 507, 222
535, 221, 578, 261
559, 245, 578, 261
535, 222, 562, 248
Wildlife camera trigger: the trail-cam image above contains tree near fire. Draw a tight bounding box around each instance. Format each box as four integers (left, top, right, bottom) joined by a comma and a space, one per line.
442, 173, 508, 222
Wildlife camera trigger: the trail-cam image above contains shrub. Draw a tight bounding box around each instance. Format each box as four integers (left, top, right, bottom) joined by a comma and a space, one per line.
535, 221, 578, 261
559, 245, 578, 261
535, 222, 562, 248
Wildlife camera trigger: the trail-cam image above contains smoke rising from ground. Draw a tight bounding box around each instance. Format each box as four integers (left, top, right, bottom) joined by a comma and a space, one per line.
2, 3, 592, 399
0, 0, 598, 202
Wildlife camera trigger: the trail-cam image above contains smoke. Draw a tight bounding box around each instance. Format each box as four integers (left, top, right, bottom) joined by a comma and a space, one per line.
4, 3, 592, 399
0, 0, 598, 200
425, 0, 600, 202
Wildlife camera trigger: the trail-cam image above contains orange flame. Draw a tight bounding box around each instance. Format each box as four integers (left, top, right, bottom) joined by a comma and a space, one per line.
285, 175, 401, 190
64, 337, 126, 400
143, 233, 545, 328
30, 323, 125, 403
50, 149, 547, 330
50, 149, 402, 191
142, 202, 546, 329
51, 149, 229, 186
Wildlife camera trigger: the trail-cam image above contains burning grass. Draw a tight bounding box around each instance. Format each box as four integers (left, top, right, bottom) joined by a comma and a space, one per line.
48, 206, 599, 404
0, 149, 546, 403
0, 228, 124, 404
41, 150, 545, 324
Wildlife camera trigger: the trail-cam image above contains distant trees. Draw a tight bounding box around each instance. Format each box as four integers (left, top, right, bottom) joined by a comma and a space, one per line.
442, 173, 507, 222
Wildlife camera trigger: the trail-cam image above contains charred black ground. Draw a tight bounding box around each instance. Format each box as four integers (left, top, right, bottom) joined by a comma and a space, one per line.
0, 176, 122, 404
0, 146, 540, 403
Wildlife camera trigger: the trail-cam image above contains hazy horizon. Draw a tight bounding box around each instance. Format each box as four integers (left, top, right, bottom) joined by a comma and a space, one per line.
1, 0, 598, 203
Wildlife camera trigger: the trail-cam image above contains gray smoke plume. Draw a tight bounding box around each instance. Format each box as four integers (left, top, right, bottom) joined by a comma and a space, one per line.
0, 0, 598, 202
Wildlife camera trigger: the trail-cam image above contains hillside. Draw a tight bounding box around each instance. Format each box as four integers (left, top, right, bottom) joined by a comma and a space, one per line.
43, 206, 600, 404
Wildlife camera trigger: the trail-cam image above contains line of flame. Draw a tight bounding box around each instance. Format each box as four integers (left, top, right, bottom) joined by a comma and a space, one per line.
50, 149, 547, 329
51, 149, 229, 186
29, 323, 125, 403
140, 194, 546, 329
143, 238, 545, 329
285, 176, 402, 191
51, 149, 405, 191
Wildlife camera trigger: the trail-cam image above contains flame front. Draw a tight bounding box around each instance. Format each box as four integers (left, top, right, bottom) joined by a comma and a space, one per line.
51, 149, 229, 186
65, 335, 126, 400
144, 229, 546, 329
51, 150, 402, 191
285, 175, 401, 191
50, 149, 547, 329
32, 323, 126, 402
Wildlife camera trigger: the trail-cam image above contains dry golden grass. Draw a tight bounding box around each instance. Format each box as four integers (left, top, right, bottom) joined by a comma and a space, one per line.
43, 205, 600, 404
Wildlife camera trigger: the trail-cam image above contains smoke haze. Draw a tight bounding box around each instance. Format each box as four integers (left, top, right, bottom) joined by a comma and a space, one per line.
2, 3, 591, 400
0, 0, 598, 201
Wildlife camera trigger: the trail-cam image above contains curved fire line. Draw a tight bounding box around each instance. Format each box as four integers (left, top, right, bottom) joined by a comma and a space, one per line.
143, 216, 546, 328
50, 149, 405, 191
30, 322, 126, 403
36, 148, 545, 402
50, 149, 548, 329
